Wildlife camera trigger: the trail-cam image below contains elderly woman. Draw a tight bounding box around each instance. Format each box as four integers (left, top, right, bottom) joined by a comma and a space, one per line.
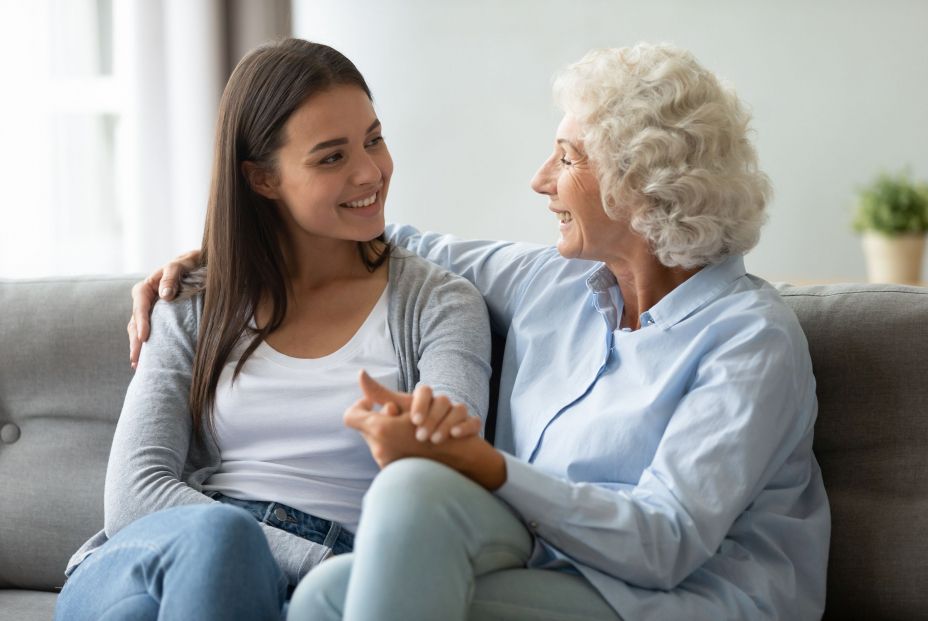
132, 43, 829, 620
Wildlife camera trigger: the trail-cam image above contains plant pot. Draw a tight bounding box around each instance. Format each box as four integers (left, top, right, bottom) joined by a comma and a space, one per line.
861, 232, 926, 284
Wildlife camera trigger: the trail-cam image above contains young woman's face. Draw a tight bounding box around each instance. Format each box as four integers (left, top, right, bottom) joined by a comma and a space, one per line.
270, 85, 392, 244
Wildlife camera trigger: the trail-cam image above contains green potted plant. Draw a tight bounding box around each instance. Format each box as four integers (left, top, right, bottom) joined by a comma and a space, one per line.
853, 170, 928, 284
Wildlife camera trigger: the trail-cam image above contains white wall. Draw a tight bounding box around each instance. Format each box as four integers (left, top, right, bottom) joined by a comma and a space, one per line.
294, 0, 928, 282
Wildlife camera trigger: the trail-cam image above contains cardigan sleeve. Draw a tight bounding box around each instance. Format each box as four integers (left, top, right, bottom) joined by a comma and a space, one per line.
412, 269, 493, 428
102, 296, 330, 585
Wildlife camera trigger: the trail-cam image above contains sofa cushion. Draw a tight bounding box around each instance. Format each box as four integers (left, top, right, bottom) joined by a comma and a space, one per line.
0, 277, 135, 590
2, 275, 926, 619
778, 283, 928, 620
0, 589, 58, 621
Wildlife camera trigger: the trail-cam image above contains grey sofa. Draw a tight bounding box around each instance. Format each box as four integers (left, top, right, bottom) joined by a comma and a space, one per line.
1, 276, 926, 620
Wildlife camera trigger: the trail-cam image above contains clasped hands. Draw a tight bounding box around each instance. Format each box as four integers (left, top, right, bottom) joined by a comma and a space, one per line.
345, 370, 482, 470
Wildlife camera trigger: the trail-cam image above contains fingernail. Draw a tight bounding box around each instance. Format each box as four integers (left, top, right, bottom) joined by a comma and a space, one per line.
160, 287, 174, 298
450, 427, 462, 438
415, 427, 429, 442
430, 432, 443, 444
411, 412, 424, 425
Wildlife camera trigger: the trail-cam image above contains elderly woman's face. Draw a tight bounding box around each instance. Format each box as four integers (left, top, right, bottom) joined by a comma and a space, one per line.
531, 115, 625, 263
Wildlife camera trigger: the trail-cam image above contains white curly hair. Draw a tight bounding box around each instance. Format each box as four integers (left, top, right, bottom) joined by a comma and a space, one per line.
553, 43, 771, 268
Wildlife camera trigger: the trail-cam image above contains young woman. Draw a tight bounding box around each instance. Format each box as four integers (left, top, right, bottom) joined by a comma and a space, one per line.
54, 39, 490, 621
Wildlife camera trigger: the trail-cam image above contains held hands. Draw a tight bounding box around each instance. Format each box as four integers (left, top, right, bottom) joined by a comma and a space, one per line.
346, 371, 508, 489
359, 371, 481, 444
128, 250, 201, 368
344, 371, 482, 469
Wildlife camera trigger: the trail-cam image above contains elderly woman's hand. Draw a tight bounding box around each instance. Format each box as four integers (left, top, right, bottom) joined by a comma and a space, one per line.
128, 250, 201, 368
345, 371, 506, 489
347, 371, 482, 447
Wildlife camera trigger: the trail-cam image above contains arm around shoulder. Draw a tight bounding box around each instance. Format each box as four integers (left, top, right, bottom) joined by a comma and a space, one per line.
386, 223, 551, 334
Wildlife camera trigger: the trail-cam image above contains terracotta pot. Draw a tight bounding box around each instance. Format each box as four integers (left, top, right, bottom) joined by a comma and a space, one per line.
861, 232, 926, 284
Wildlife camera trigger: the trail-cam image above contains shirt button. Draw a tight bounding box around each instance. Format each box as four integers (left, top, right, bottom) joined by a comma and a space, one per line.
273, 507, 288, 521
1, 423, 20, 444
529, 521, 539, 530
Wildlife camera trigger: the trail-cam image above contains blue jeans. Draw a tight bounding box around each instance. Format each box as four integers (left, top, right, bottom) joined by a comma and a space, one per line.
288, 458, 621, 621
209, 492, 354, 557
56, 498, 354, 621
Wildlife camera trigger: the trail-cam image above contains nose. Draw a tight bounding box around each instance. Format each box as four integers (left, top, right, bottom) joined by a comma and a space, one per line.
531, 156, 556, 196
352, 150, 383, 186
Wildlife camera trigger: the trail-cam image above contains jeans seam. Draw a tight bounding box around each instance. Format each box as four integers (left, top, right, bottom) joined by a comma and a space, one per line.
83, 541, 162, 563
470, 542, 531, 564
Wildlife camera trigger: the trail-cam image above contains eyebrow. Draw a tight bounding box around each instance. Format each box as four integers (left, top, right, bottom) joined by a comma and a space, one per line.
309, 119, 382, 153
556, 138, 580, 151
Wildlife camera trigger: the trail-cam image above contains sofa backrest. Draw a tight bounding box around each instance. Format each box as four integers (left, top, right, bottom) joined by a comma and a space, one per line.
0, 277, 135, 590
777, 283, 928, 620
1, 278, 926, 618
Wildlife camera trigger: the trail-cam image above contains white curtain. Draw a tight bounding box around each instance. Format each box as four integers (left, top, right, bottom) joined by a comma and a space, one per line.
118, 0, 291, 273
0, 0, 290, 278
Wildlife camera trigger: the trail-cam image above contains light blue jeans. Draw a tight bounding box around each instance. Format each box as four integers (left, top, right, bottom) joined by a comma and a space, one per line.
55, 503, 286, 621
288, 458, 621, 621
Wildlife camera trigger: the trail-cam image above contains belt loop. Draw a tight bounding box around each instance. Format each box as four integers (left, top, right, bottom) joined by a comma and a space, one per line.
262, 502, 279, 524
321, 519, 342, 550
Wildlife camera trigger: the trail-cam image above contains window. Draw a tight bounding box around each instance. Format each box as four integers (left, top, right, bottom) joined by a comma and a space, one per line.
0, 0, 122, 277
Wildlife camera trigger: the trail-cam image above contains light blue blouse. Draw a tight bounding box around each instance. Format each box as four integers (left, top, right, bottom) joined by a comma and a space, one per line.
388, 225, 830, 621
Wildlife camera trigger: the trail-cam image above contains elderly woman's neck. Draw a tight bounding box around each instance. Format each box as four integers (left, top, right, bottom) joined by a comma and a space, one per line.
608, 254, 700, 331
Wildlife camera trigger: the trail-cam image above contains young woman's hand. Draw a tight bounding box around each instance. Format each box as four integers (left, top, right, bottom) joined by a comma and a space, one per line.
343, 402, 421, 468
355, 370, 482, 443
128, 250, 201, 368
344, 373, 507, 490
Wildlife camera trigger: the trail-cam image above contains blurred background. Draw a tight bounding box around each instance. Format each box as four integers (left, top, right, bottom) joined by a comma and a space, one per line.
1, 0, 926, 282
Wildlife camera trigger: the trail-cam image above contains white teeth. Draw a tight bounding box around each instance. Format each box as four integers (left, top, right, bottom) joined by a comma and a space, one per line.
344, 193, 377, 208
557, 211, 572, 223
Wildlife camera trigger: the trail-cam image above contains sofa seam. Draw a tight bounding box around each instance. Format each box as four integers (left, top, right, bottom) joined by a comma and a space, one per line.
0, 276, 142, 286
778, 289, 928, 298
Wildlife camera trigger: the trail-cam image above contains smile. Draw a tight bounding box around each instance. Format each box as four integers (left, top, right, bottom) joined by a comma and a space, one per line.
341, 192, 378, 208
548, 204, 572, 224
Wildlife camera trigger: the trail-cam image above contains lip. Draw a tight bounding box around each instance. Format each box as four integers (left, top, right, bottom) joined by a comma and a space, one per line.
549, 205, 572, 229
341, 187, 382, 207
340, 192, 383, 219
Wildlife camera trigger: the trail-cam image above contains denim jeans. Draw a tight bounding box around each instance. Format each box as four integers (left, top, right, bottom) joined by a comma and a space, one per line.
55, 497, 354, 621
288, 459, 620, 621
210, 492, 354, 557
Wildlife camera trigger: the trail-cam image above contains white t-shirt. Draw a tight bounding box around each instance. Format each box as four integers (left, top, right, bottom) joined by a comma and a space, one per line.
202, 287, 397, 533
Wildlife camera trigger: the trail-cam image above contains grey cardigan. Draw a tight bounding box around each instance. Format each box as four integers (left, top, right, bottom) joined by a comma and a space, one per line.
66, 248, 491, 585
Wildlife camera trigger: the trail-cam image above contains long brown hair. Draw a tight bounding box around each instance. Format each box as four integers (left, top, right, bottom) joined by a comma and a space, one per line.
187, 39, 388, 438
